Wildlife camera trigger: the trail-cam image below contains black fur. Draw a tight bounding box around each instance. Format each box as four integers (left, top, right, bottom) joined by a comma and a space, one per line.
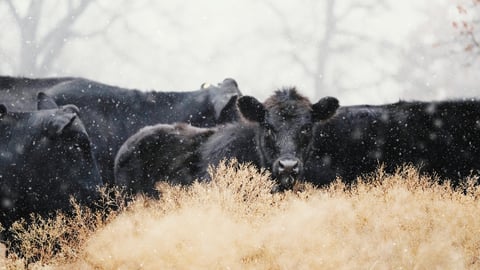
0, 94, 102, 229
201, 88, 339, 191
114, 123, 216, 196
305, 99, 480, 186
0, 76, 241, 183
113, 88, 339, 193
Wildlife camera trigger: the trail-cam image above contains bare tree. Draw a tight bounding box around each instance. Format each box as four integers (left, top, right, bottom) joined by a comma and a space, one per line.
263, 0, 389, 100
1, 0, 129, 76
394, 0, 480, 100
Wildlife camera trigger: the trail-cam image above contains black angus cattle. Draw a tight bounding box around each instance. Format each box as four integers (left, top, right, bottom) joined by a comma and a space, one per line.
114, 88, 339, 194
114, 123, 216, 196
0, 93, 102, 229
305, 99, 480, 186
0, 76, 241, 183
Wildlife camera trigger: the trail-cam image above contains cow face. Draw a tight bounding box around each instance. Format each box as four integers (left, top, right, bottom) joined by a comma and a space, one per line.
237, 88, 339, 191
0, 93, 101, 220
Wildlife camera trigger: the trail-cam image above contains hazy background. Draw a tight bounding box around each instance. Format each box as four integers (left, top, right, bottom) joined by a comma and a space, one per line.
0, 0, 479, 105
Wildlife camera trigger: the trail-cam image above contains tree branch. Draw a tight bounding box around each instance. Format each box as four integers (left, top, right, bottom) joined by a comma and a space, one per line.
37, 0, 92, 57
469, 31, 480, 49
262, 0, 296, 43
4, 0, 22, 25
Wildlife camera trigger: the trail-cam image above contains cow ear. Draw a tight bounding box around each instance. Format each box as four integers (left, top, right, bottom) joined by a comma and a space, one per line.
216, 95, 239, 124
37, 92, 59, 110
312, 96, 339, 121
221, 78, 239, 89
237, 96, 266, 123
61, 104, 80, 115
47, 112, 77, 137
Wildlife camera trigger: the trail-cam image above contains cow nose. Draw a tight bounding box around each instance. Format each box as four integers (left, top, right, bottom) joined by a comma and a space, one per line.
278, 158, 299, 175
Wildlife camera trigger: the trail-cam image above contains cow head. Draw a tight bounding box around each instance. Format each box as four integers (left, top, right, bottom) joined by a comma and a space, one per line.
237, 88, 339, 191
205, 78, 242, 124
0, 93, 102, 220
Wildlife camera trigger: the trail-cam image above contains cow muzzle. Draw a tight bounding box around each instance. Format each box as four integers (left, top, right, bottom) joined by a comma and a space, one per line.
272, 157, 302, 192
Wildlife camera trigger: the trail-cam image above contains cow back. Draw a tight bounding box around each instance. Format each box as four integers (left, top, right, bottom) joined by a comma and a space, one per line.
307, 99, 480, 186
0, 76, 241, 184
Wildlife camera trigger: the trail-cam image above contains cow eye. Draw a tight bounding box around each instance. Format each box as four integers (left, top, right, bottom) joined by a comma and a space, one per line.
262, 123, 277, 141
300, 124, 312, 135
298, 124, 312, 145
266, 128, 276, 140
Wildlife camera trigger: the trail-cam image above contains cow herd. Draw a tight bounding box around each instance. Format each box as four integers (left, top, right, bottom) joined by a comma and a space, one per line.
1, 75, 480, 233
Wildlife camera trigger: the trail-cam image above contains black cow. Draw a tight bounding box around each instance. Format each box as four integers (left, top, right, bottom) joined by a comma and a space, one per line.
305, 100, 480, 186
114, 88, 339, 194
0, 93, 102, 229
0, 76, 241, 183
114, 123, 216, 196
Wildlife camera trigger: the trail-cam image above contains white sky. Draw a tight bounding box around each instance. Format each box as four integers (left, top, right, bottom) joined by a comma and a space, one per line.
1, 0, 478, 105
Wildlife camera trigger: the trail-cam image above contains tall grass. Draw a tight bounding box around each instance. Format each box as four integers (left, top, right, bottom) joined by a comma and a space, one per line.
2, 162, 480, 269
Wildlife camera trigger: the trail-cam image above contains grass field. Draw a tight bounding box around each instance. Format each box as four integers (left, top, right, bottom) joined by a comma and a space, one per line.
2, 161, 480, 269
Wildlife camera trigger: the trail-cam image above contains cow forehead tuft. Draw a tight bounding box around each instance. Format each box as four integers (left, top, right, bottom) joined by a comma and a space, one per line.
262, 88, 313, 124
264, 87, 311, 110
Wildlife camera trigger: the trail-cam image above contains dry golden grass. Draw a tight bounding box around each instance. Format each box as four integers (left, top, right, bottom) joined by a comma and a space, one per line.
1, 187, 128, 269
2, 161, 480, 269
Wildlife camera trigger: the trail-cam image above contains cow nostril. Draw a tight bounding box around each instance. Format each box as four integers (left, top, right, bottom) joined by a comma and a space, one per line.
278, 159, 299, 175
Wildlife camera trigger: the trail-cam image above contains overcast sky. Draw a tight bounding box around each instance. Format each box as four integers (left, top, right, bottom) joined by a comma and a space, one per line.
1, 0, 478, 105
